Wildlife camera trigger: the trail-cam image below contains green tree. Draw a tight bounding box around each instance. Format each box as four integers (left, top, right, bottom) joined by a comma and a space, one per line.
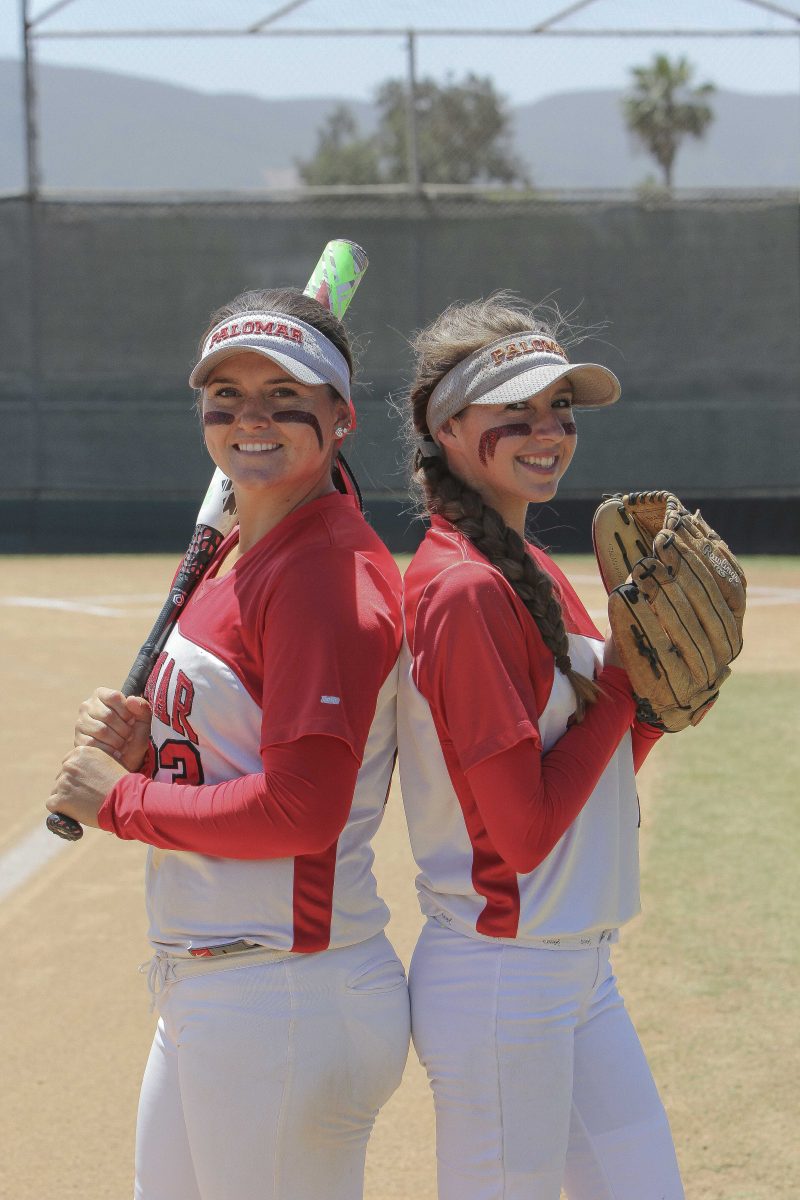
297, 104, 381, 186
375, 73, 527, 186
622, 54, 715, 191
298, 75, 527, 187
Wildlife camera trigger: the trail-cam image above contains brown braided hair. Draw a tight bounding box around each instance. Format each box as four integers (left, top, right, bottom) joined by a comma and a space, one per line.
407, 294, 599, 720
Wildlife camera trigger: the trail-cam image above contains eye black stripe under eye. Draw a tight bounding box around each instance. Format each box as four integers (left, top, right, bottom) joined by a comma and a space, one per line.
478, 423, 532, 465
272, 410, 323, 449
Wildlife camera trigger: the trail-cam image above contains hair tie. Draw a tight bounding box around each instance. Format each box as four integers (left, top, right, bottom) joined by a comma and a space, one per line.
417, 435, 442, 459
555, 653, 572, 676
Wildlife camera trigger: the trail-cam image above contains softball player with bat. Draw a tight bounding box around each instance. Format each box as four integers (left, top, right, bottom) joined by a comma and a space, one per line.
397, 294, 684, 1199
48, 284, 410, 1200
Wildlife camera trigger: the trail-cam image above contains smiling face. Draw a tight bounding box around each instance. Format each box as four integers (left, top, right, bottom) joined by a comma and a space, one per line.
200, 351, 349, 501
437, 377, 577, 530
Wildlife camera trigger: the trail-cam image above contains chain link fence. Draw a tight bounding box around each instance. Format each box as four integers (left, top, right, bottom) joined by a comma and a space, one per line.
2, 191, 798, 551
3, 2, 799, 550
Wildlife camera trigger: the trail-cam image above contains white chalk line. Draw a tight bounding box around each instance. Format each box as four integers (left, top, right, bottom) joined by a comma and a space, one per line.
1, 580, 797, 904
73, 593, 166, 604
4, 585, 798, 620
0, 823, 70, 904
559, 576, 800, 622
1, 594, 164, 617
0, 590, 164, 902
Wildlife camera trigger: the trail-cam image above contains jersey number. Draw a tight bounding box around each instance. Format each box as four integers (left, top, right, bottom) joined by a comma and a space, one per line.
148, 737, 205, 785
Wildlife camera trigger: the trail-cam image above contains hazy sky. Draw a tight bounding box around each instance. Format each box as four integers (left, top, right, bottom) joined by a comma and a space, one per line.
4, 0, 800, 105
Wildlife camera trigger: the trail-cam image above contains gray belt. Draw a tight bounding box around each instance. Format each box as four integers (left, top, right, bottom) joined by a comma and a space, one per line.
188, 939, 261, 958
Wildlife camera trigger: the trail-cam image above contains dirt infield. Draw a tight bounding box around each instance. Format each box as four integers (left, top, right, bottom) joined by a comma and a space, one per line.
1, 554, 797, 1199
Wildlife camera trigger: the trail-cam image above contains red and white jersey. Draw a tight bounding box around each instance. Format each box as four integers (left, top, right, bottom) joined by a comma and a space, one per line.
398, 516, 642, 945
104, 494, 402, 954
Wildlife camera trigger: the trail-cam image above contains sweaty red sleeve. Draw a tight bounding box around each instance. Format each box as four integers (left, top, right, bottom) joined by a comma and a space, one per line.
259, 547, 400, 756
413, 564, 543, 768
98, 735, 359, 859
631, 720, 663, 773
464, 665, 636, 873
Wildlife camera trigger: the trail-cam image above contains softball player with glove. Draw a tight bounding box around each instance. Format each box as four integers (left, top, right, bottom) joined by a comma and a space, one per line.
397, 294, 684, 1199
48, 289, 410, 1200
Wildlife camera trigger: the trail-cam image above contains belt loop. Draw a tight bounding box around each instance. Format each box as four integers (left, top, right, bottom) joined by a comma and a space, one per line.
139, 953, 178, 1012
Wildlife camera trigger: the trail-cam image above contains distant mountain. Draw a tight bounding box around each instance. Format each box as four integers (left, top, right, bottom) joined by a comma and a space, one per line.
1, 58, 796, 192
511, 89, 800, 189
0, 59, 377, 191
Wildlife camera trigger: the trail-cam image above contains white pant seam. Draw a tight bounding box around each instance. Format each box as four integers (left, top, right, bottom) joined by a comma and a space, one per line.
272, 960, 295, 1199
567, 1098, 619, 1200
590, 946, 602, 993
493, 946, 508, 1198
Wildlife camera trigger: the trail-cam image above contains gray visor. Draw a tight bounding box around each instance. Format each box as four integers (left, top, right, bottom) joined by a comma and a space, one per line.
189, 310, 351, 402
427, 332, 620, 441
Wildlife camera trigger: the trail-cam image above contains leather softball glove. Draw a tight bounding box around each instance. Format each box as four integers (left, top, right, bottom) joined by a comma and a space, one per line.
592, 490, 746, 732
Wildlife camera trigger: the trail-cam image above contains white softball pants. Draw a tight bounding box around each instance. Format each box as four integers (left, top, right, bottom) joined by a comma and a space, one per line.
409, 919, 684, 1200
135, 931, 410, 1200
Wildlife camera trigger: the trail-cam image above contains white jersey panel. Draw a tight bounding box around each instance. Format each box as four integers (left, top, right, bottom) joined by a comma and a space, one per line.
397, 638, 479, 904
144, 626, 297, 951
144, 626, 395, 953
328, 663, 398, 943
150, 627, 263, 783
398, 628, 641, 944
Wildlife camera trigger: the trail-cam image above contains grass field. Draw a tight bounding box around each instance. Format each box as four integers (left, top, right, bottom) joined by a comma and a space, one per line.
0, 553, 797, 1198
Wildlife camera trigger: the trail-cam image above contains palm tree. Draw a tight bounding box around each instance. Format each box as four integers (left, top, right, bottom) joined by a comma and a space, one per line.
622, 54, 715, 191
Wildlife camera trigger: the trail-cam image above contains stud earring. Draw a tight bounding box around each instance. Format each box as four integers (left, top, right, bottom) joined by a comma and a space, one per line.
334, 425, 349, 438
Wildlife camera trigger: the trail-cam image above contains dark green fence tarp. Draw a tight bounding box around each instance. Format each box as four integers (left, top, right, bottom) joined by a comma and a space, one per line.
2, 194, 798, 551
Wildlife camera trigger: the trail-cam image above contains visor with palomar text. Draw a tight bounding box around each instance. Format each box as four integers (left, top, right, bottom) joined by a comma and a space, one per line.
189, 311, 352, 413
426, 332, 620, 442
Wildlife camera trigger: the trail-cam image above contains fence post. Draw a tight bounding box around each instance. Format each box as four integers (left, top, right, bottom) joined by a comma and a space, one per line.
405, 29, 422, 194
20, 0, 40, 200
20, 0, 46, 538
